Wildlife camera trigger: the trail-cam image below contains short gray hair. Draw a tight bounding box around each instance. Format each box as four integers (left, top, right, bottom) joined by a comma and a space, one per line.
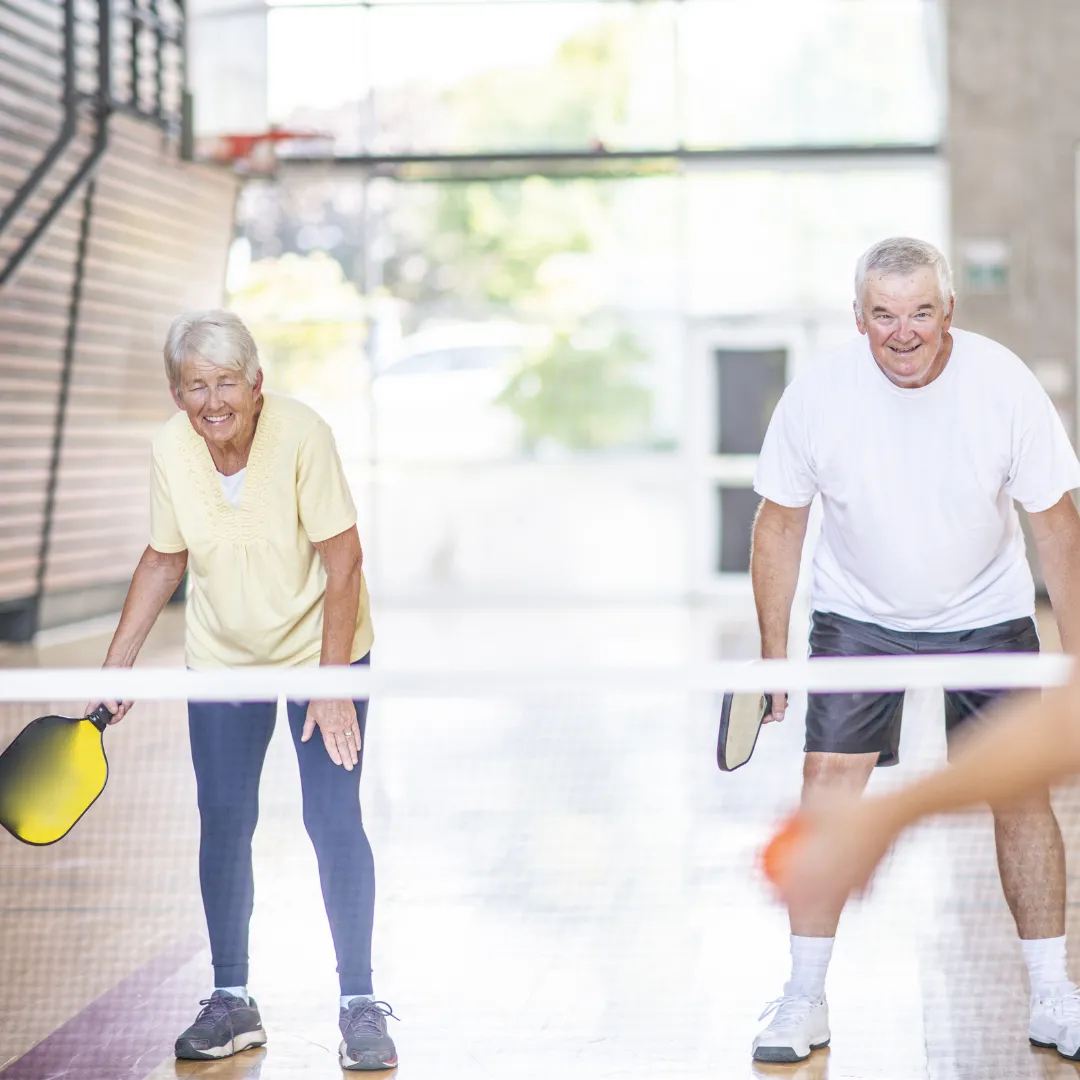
854, 237, 954, 318
163, 309, 261, 392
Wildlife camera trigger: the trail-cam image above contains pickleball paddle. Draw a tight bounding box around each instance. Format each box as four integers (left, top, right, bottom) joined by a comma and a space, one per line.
716, 691, 773, 771
0, 704, 114, 845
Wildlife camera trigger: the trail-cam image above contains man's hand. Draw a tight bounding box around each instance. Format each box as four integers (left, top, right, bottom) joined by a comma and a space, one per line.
763, 691, 788, 724
302, 698, 361, 769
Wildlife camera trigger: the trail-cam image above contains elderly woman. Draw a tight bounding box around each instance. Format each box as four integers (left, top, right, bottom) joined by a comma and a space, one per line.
88, 310, 397, 1071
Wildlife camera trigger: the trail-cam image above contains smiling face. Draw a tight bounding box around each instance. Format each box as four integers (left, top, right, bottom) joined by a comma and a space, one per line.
171, 354, 263, 458
855, 267, 955, 388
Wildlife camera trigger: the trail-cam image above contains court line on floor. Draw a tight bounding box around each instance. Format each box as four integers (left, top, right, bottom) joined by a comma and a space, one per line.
2, 933, 209, 1080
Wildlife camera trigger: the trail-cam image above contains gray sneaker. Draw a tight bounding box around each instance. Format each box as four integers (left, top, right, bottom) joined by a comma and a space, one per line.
175, 991, 267, 1060
338, 999, 399, 1071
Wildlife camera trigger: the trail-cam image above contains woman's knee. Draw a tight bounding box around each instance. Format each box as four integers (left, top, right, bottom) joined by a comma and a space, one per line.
301, 794, 363, 841
198, 805, 260, 847
195, 776, 261, 835
301, 799, 372, 869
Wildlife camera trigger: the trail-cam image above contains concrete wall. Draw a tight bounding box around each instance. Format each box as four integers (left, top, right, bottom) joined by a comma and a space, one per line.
947, 0, 1080, 436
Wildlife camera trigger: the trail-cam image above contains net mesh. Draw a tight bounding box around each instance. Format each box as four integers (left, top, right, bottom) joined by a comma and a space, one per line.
1, 606, 1078, 1078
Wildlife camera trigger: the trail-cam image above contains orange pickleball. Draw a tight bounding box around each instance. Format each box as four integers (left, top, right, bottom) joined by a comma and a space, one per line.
760, 813, 808, 887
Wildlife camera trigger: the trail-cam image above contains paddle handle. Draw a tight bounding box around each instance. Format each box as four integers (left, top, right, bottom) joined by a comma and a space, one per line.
87, 704, 114, 732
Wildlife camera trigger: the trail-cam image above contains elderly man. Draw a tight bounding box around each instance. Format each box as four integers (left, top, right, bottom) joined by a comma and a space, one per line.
749, 236, 1080, 1063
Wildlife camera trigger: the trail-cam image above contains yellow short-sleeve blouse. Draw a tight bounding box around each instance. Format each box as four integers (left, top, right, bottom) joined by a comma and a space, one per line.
149, 392, 374, 669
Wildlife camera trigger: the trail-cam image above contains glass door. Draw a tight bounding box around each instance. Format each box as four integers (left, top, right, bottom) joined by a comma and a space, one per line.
687, 323, 805, 595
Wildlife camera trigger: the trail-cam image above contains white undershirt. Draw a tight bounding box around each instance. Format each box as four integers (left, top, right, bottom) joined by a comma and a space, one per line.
217, 468, 247, 509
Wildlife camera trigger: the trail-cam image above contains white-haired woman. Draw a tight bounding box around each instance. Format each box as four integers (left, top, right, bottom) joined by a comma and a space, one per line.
88, 310, 397, 1070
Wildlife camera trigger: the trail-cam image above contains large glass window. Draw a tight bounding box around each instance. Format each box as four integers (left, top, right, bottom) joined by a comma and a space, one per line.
266, 7, 367, 152
680, 0, 942, 148
263, 0, 942, 156
229, 0, 946, 599
683, 165, 947, 315
367, 2, 679, 154
234, 165, 945, 459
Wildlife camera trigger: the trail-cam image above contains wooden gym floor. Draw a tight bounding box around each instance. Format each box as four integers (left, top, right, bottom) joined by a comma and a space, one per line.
2, 602, 1080, 1079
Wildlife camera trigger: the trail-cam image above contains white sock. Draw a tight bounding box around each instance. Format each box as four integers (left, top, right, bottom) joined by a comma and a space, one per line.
1021, 936, 1070, 998
786, 935, 834, 1000
341, 993, 374, 1010
215, 985, 249, 1003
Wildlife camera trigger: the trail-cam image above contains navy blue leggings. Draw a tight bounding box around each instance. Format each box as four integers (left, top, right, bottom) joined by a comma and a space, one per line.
187, 655, 375, 996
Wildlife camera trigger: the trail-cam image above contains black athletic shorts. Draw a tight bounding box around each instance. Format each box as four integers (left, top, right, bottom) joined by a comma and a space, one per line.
805, 609, 1040, 767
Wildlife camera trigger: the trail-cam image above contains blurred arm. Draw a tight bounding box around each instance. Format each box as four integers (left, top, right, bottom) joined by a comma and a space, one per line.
780, 672, 1080, 909
879, 677, 1080, 828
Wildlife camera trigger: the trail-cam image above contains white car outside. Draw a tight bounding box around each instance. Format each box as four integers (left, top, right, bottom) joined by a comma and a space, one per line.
371, 322, 546, 463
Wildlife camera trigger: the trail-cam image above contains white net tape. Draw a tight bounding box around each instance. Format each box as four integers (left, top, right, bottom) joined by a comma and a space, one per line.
0, 652, 1071, 700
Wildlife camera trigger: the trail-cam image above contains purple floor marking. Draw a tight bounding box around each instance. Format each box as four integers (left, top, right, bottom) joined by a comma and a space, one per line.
0, 933, 242, 1080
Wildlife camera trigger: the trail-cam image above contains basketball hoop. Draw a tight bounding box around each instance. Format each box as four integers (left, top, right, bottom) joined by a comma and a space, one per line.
196, 127, 334, 177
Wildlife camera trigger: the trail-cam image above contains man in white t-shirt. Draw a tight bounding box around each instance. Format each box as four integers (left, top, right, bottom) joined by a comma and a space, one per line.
750, 237, 1080, 1064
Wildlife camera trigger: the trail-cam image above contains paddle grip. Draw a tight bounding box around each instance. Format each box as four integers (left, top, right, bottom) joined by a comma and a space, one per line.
87, 703, 115, 731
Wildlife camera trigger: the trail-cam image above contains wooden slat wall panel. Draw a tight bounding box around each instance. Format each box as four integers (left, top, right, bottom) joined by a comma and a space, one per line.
0, 0, 236, 635
0, 192, 80, 604
0, 0, 98, 609
0, 0, 97, 237
0, 124, 98, 261
40, 113, 236, 622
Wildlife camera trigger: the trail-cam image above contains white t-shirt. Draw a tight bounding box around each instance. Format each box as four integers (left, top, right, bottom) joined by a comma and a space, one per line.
754, 328, 1080, 631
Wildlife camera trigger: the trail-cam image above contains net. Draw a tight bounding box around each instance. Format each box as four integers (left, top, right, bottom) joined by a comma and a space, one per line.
0, 651, 1070, 700
1, 647, 1077, 1079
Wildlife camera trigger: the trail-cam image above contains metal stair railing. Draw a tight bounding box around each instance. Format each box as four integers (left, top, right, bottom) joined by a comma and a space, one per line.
0, 0, 185, 292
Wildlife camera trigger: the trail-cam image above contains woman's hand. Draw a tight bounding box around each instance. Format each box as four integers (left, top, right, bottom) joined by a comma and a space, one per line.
302, 699, 361, 769
83, 699, 131, 724
83, 697, 131, 724
84, 664, 134, 724
310, 530, 363, 771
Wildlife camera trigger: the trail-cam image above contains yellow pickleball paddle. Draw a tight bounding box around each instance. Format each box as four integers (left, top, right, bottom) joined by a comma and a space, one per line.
0, 704, 114, 845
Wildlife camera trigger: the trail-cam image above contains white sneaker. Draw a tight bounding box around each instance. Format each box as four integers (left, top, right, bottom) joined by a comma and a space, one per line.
752, 994, 830, 1063
1030, 984, 1080, 1059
